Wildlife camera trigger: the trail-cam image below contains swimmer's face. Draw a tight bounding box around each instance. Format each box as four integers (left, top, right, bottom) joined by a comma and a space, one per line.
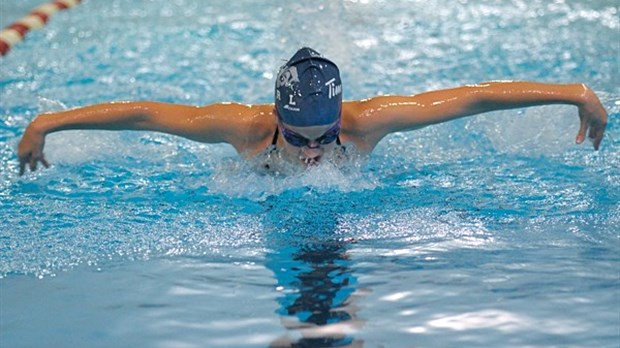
279, 120, 340, 165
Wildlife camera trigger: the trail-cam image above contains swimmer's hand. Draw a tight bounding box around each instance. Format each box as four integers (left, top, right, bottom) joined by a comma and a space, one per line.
18, 123, 50, 176
576, 86, 607, 150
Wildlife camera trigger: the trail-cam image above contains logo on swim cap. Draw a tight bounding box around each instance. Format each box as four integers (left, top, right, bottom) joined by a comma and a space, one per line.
275, 47, 342, 127
277, 66, 299, 88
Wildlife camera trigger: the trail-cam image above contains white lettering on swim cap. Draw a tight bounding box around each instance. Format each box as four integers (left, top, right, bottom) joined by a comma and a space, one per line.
325, 78, 342, 99
288, 94, 296, 106
283, 104, 300, 112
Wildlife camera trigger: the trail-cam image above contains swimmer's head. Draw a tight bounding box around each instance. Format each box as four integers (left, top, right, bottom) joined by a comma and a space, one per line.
275, 47, 342, 127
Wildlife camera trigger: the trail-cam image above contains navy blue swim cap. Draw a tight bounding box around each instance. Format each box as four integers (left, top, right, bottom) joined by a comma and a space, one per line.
275, 47, 342, 127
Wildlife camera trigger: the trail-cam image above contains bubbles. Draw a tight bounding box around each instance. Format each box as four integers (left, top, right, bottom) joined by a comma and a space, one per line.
206, 150, 379, 201
0, 192, 269, 278
341, 206, 496, 252
468, 106, 577, 156
36, 97, 67, 113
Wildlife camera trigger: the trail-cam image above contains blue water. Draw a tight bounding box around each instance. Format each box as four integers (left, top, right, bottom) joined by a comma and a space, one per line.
1, 0, 619, 347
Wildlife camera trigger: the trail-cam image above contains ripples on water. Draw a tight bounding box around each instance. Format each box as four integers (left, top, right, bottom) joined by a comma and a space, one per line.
0, 0, 618, 347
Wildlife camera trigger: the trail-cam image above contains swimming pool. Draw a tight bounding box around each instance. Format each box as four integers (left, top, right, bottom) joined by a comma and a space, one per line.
1, 0, 618, 347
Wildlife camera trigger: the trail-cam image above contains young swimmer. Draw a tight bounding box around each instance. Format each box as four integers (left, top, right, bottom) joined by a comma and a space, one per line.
17, 47, 608, 175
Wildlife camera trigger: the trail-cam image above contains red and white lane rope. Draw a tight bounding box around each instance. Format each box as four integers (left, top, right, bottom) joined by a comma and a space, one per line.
0, 0, 82, 56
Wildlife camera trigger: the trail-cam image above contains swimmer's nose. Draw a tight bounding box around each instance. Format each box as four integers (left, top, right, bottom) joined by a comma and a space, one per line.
302, 142, 323, 159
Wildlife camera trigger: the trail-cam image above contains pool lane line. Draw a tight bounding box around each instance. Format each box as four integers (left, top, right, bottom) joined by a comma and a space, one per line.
0, 0, 82, 57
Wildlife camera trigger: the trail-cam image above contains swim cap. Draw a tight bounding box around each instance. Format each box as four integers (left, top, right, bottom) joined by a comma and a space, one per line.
275, 47, 342, 127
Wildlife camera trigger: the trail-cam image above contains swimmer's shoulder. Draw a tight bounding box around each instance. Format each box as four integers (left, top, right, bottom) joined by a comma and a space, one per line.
340, 99, 384, 153
209, 102, 276, 156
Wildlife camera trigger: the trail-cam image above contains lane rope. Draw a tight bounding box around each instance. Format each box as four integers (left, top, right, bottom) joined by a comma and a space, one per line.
0, 0, 82, 56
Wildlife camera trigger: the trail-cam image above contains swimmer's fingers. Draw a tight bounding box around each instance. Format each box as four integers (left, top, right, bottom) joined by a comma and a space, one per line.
584, 108, 607, 151
576, 87, 608, 150
28, 152, 50, 173
29, 156, 37, 172
588, 120, 606, 151
18, 154, 27, 176
18, 150, 49, 176
576, 114, 588, 145
17, 130, 50, 176
18, 148, 33, 176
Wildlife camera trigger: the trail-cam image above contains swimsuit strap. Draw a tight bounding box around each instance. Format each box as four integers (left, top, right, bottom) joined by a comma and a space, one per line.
271, 127, 279, 146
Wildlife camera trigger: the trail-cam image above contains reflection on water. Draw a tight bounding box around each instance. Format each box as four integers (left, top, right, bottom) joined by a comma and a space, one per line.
267, 243, 363, 347
264, 193, 365, 347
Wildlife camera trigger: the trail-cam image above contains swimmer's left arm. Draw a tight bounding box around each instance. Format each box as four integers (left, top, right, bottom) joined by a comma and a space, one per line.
352, 81, 607, 150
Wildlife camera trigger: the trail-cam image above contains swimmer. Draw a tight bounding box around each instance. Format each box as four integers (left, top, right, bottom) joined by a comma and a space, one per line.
17, 47, 608, 175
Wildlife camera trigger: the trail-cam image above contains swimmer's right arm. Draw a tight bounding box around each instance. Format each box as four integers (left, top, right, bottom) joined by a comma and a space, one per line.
17, 101, 257, 175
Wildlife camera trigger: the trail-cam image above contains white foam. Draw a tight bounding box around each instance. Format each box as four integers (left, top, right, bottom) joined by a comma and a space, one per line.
206, 153, 379, 201
469, 106, 577, 156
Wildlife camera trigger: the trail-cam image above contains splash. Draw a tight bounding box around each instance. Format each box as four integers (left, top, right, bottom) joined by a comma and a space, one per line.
206, 148, 380, 201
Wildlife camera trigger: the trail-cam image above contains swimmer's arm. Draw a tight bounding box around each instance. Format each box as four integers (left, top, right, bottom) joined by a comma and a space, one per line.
355, 81, 607, 150
17, 101, 257, 175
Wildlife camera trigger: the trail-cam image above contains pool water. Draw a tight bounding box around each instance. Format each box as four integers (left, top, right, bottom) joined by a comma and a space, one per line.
1, 0, 619, 347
